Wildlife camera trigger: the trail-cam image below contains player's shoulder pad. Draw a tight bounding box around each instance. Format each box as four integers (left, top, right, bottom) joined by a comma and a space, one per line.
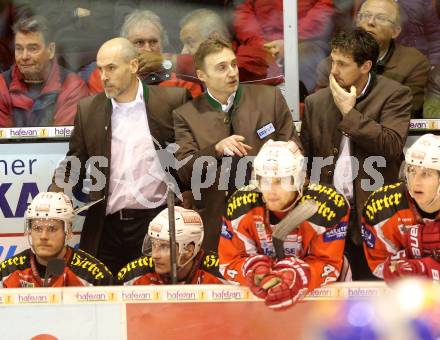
70, 248, 113, 281
225, 184, 264, 221
117, 256, 155, 283
0, 249, 30, 278
363, 182, 408, 226
301, 183, 349, 228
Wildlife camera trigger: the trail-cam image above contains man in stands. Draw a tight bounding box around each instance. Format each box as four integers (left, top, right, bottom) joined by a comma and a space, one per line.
0, 16, 88, 127
219, 140, 349, 310
88, 10, 201, 98
362, 134, 440, 282
117, 206, 222, 285
315, 0, 429, 117
0, 192, 113, 287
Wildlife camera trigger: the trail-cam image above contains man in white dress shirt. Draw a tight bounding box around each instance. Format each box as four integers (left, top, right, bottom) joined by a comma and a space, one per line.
51, 38, 190, 274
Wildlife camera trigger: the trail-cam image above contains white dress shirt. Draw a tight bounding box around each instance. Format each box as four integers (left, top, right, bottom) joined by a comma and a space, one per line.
333, 73, 371, 202
106, 80, 168, 215
207, 88, 236, 112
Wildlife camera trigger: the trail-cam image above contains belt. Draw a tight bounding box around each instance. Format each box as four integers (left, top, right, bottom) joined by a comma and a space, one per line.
110, 206, 165, 221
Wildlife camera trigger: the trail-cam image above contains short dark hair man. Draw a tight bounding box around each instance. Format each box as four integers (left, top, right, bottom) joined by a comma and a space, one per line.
301, 28, 412, 280
0, 16, 88, 127
173, 37, 300, 269
315, 0, 430, 117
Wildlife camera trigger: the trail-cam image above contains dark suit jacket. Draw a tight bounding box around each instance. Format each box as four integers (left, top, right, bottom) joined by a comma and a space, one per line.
173, 84, 300, 253
301, 75, 412, 243
51, 83, 190, 255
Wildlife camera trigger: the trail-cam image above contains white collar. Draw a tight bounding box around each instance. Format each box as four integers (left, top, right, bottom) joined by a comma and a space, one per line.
357, 73, 371, 99
207, 88, 236, 112
111, 79, 143, 109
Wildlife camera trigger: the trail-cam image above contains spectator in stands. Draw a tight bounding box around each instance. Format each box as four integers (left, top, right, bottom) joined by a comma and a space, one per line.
0, 192, 113, 287
51, 38, 190, 275
233, 0, 334, 92
15, 0, 115, 72
352, 0, 440, 67
301, 28, 412, 280
88, 10, 202, 98
118, 206, 222, 284
424, 65, 440, 118
173, 37, 299, 269
0, 16, 88, 127
316, 0, 430, 118
141, 8, 281, 84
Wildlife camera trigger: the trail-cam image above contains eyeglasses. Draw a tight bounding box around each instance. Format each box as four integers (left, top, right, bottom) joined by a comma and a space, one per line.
357, 12, 395, 25
30, 225, 63, 234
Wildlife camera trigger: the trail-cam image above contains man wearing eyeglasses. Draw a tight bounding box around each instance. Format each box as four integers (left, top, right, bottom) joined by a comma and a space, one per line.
87, 10, 201, 98
0, 192, 113, 288
316, 0, 429, 117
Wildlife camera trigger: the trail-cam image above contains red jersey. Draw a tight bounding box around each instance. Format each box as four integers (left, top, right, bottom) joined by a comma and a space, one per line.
0, 247, 113, 288
117, 251, 222, 285
219, 183, 349, 291
362, 181, 440, 279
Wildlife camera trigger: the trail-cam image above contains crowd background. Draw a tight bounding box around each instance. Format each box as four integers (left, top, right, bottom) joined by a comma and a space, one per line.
0, 0, 439, 125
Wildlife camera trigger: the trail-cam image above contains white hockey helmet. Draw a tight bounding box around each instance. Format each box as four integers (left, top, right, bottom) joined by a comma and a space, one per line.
405, 134, 440, 171
24, 192, 74, 233
143, 206, 204, 262
253, 139, 306, 192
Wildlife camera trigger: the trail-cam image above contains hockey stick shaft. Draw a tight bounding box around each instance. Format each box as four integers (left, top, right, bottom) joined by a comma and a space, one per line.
272, 199, 319, 260
167, 183, 178, 284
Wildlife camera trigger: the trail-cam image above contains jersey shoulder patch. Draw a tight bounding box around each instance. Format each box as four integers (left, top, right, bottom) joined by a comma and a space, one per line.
363, 182, 408, 225
301, 183, 349, 228
69, 248, 113, 283
117, 256, 154, 283
226, 185, 264, 220
0, 249, 30, 278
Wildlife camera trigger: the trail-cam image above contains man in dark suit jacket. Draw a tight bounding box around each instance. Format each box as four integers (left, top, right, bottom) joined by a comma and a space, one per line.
51, 38, 190, 274
173, 38, 300, 267
315, 0, 429, 118
301, 28, 412, 280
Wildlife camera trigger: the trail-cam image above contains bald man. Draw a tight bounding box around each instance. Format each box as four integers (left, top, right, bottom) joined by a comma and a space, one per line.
51, 38, 190, 274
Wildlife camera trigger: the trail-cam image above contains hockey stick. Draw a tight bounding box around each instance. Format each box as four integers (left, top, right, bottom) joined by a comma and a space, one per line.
272, 199, 319, 260
167, 183, 178, 284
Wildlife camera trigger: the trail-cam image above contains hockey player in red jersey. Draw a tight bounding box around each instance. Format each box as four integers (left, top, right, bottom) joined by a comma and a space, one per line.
117, 206, 222, 285
0, 192, 112, 287
362, 134, 440, 282
218, 140, 350, 310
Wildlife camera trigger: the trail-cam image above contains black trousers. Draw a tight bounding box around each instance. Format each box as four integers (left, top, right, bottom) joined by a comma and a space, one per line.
344, 206, 378, 281
97, 206, 165, 275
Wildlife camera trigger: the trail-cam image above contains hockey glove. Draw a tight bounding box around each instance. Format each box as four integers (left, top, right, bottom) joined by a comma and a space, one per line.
264, 257, 311, 310
383, 254, 440, 282
405, 221, 440, 258
243, 255, 273, 298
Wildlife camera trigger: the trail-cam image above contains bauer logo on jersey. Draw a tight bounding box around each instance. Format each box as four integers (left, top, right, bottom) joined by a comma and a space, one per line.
361, 224, 376, 248
256, 122, 275, 139
323, 222, 348, 242
220, 221, 233, 240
